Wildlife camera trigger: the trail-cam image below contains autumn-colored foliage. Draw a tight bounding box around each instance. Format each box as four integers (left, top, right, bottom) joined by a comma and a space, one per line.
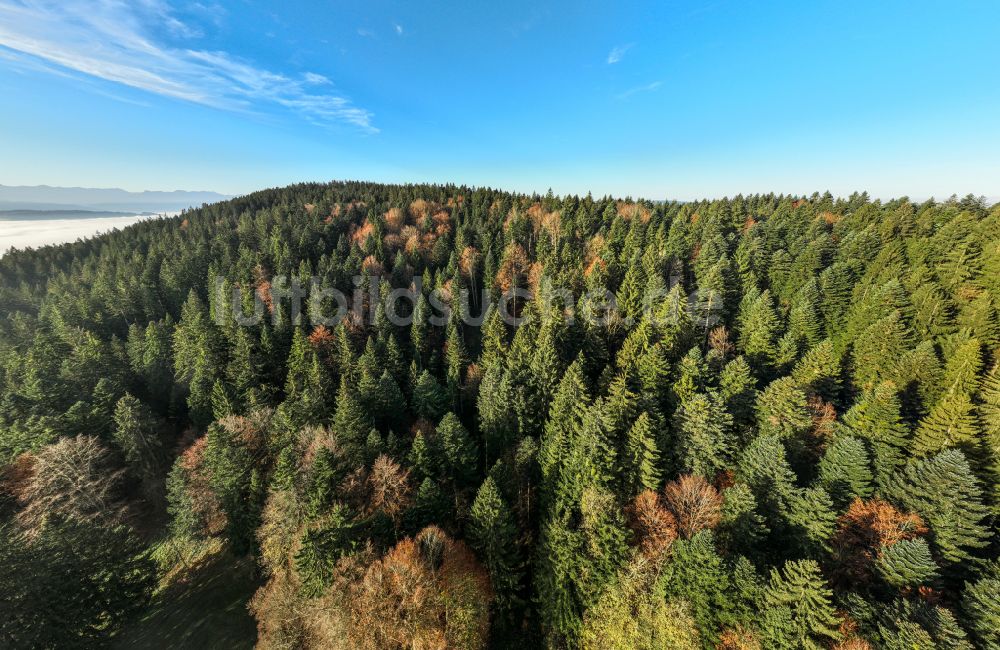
176, 436, 227, 536
718, 626, 763, 650
626, 490, 678, 559
495, 243, 530, 293
830, 498, 927, 586
663, 474, 723, 539
17, 435, 129, 535
366, 455, 412, 520
347, 527, 491, 650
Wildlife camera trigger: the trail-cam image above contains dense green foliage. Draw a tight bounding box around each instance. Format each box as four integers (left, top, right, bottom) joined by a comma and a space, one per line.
1, 182, 999, 647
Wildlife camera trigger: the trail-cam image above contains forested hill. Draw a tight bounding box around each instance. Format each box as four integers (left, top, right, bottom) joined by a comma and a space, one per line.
2, 181, 1000, 649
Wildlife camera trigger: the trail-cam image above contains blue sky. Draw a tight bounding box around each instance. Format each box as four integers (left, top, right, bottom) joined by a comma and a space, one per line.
1, 0, 998, 200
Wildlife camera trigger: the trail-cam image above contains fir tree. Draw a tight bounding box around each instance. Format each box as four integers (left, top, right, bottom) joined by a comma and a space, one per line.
818, 435, 874, 507
840, 382, 910, 491
876, 538, 939, 589
674, 390, 734, 479
911, 391, 980, 459
962, 571, 1000, 650
468, 477, 522, 612
886, 449, 990, 563
765, 559, 842, 649
621, 411, 661, 495
755, 377, 812, 439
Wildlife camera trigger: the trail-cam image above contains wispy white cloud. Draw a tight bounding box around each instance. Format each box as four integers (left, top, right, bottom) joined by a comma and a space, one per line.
0, 0, 376, 131
393, 23, 403, 35
357, 27, 375, 38
616, 80, 662, 99
606, 43, 633, 64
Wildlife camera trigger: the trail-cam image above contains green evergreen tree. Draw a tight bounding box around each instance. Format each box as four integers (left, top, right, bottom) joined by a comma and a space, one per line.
886, 449, 990, 563
755, 377, 811, 439
437, 412, 478, 485
657, 530, 735, 648
674, 390, 734, 479
111, 393, 161, 486
737, 288, 780, 365
332, 375, 373, 462
876, 538, 939, 589
818, 435, 873, 507
912, 391, 980, 459
765, 559, 842, 649
840, 382, 910, 491
962, 571, 1000, 650
468, 477, 522, 612
412, 370, 449, 422
621, 411, 661, 495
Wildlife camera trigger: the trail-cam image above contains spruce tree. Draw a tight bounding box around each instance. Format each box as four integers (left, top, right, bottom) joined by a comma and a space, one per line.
876, 538, 939, 589
468, 477, 522, 612
332, 375, 373, 462
412, 370, 449, 422
962, 571, 1000, 650
674, 390, 734, 479
111, 393, 161, 486
765, 559, 842, 649
818, 435, 874, 507
621, 411, 661, 495
886, 449, 990, 563
437, 412, 478, 485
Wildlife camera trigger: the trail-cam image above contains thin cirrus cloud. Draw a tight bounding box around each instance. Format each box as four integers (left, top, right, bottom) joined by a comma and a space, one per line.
606, 43, 633, 64
617, 80, 662, 100
0, 0, 377, 132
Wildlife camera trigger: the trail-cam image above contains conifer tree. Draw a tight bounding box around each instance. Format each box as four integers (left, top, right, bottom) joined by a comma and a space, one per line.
719, 356, 757, 431
876, 538, 939, 589
332, 375, 373, 462
658, 530, 735, 647
852, 313, 910, 391
479, 304, 508, 373
468, 476, 522, 612
674, 390, 734, 479
840, 382, 910, 491
962, 571, 1000, 650
788, 278, 823, 347
886, 449, 990, 563
786, 486, 837, 555
911, 391, 980, 459
736, 288, 780, 366
621, 411, 661, 495
538, 359, 591, 485
412, 370, 449, 422
765, 559, 842, 649
477, 364, 516, 464
790, 339, 841, 402
437, 412, 478, 485
111, 394, 161, 487
755, 377, 812, 439
818, 435, 874, 507
978, 361, 1000, 508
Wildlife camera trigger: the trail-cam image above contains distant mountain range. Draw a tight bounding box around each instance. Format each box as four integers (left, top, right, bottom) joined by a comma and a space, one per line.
0, 184, 231, 214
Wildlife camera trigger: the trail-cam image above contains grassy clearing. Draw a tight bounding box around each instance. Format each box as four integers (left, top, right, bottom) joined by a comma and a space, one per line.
114, 537, 258, 649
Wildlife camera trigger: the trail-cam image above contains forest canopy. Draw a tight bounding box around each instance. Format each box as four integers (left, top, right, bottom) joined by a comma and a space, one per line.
0, 182, 999, 649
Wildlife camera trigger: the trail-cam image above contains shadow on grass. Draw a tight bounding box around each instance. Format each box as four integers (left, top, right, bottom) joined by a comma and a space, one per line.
114, 542, 259, 649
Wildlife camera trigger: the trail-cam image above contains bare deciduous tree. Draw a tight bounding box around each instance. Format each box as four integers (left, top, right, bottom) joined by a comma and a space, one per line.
663, 474, 722, 539
18, 435, 128, 534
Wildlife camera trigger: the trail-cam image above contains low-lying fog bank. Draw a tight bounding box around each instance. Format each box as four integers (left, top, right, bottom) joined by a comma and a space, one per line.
0, 214, 162, 256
